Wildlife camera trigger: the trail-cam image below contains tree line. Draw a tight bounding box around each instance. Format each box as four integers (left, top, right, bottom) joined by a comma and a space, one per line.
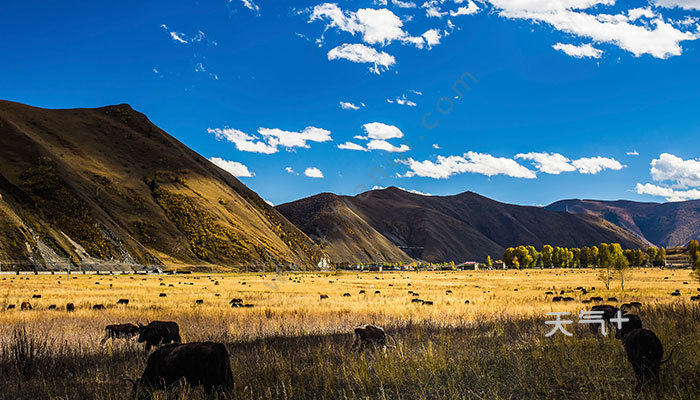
503, 243, 667, 290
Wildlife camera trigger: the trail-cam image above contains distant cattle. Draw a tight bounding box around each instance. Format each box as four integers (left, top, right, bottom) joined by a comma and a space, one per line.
691, 295, 700, 301
615, 314, 643, 340
590, 296, 604, 302
374, 291, 381, 294
359, 290, 366, 294
117, 299, 129, 305
411, 298, 423, 303
343, 293, 351, 297
159, 293, 167, 297
66, 303, 75, 312
446, 290, 453, 294
20, 301, 32, 310
93, 304, 106, 310
138, 321, 181, 353
552, 296, 563, 302
671, 291, 681, 297
622, 329, 672, 386
545, 291, 554, 295
582, 299, 591, 304
128, 342, 233, 399
422, 301, 434, 305
6, 304, 15, 310
352, 324, 386, 351
464, 300, 470, 304
32, 294, 41, 299
319, 294, 329, 300
195, 299, 204, 304
607, 297, 618, 302
229, 298, 243, 307
562, 297, 575, 302
102, 323, 139, 343
48, 304, 56, 310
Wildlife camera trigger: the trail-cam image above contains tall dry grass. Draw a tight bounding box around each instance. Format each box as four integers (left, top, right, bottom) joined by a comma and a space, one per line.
0, 268, 699, 399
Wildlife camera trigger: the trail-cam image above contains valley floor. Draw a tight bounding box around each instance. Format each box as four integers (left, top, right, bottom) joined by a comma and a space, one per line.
0, 269, 699, 399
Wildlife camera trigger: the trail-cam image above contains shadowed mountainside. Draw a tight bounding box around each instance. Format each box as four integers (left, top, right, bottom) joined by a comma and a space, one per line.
0, 100, 321, 270
277, 187, 649, 263
546, 199, 700, 248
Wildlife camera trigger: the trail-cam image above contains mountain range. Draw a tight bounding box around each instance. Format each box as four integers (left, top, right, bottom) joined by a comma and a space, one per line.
0, 100, 697, 270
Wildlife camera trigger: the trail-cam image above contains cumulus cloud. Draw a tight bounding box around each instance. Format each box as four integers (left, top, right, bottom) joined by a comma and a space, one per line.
450, 1, 480, 16
367, 139, 411, 152
653, 0, 700, 10
650, 153, 700, 187
327, 43, 396, 74
516, 152, 624, 174
571, 156, 625, 174
489, 0, 699, 59
241, 0, 261, 15
393, 0, 417, 8
338, 141, 369, 151
304, 167, 325, 178
362, 122, 404, 139
422, 28, 442, 48
627, 150, 639, 156
208, 126, 331, 154
635, 183, 700, 201
209, 157, 254, 177
397, 152, 537, 179
552, 43, 603, 58
339, 101, 363, 109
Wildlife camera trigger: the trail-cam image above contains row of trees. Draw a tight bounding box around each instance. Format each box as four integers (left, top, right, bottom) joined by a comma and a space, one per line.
503, 243, 668, 290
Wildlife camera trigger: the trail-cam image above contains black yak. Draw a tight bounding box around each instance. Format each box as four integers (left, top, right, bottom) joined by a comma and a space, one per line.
127, 342, 233, 399
352, 324, 386, 351
138, 321, 181, 353
622, 329, 672, 386
102, 323, 139, 343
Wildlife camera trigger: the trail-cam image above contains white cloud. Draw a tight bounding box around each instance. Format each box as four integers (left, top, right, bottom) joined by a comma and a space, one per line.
208, 126, 331, 154
390, 94, 418, 106
397, 152, 537, 179
338, 141, 369, 151
450, 1, 480, 16
516, 152, 624, 174
327, 43, 396, 74
241, 0, 261, 15
515, 152, 576, 174
627, 150, 639, 156
635, 183, 700, 201
169, 32, 188, 43
432, 143, 440, 149
265, 199, 275, 206
653, 0, 700, 10
552, 43, 603, 58
571, 156, 625, 174
304, 167, 325, 178
367, 139, 411, 152
209, 157, 254, 177
488, 0, 699, 59
362, 122, 405, 139
393, 0, 417, 8
422, 0, 448, 17
649, 153, 700, 187
285, 167, 296, 174
339, 101, 362, 110
422, 28, 442, 48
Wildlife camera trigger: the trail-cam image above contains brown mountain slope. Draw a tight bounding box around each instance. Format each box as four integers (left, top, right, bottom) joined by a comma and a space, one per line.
0, 100, 321, 271
274, 193, 412, 264
546, 199, 700, 247
278, 187, 648, 263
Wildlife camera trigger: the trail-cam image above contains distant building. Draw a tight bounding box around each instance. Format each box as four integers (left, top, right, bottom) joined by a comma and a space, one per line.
458, 261, 479, 270
493, 261, 506, 269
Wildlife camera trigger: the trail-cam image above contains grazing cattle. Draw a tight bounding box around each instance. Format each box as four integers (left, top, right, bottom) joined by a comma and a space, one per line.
66, 303, 75, 312
562, 297, 575, 302
446, 290, 453, 294
21, 301, 32, 310
464, 300, 470, 304
422, 300, 434, 305
159, 293, 167, 297
582, 299, 591, 304
352, 324, 386, 351
48, 304, 56, 310
117, 299, 129, 305
32, 294, 41, 299
671, 291, 681, 297
590, 296, 604, 302
374, 291, 381, 294
229, 298, 243, 307
128, 342, 233, 399
411, 298, 423, 303
544, 291, 554, 295
691, 295, 700, 301
102, 323, 139, 343
138, 321, 182, 353
552, 296, 563, 302
359, 290, 366, 294
319, 294, 328, 300
93, 304, 106, 310
614, 314, 643, 340
195, 299, 203, 304
589, 304, 619, 334
622, 329, 672, 386
343, 293, 351, 297
6, 304, 15, 310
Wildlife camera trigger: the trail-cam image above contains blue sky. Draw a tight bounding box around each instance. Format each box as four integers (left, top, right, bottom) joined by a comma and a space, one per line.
3, 0, 700, 206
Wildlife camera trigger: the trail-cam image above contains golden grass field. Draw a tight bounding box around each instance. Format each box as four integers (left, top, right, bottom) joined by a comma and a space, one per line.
1, 268, 699, 399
